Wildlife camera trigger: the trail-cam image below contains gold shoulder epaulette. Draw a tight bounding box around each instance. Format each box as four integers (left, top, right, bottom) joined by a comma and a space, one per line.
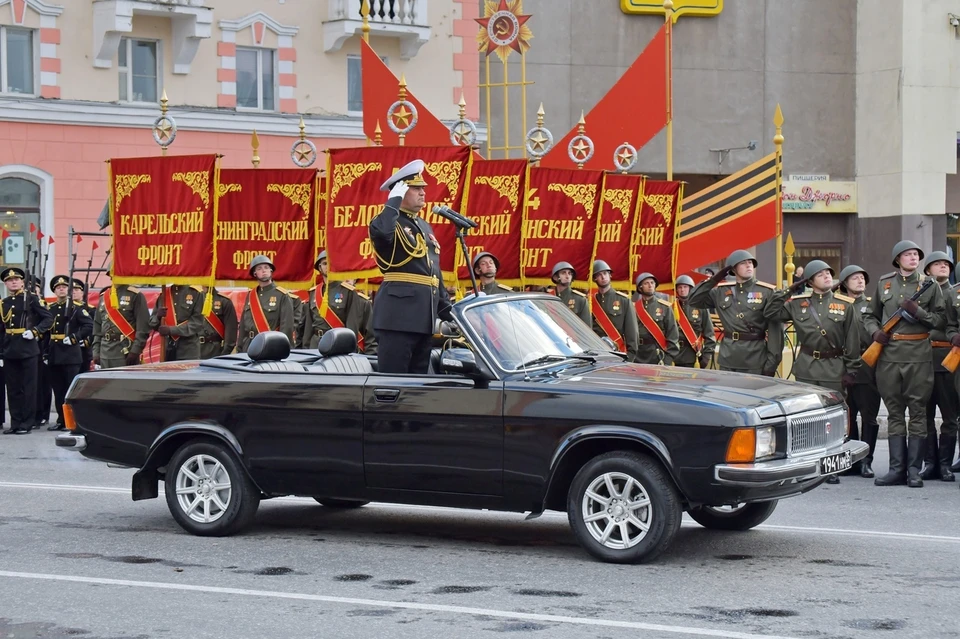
497, 283, 513, 291
127, 286, 140, 293
657, 298, 672, 307
341, 282, 356, 291
755, 281, 776, 290
276, 286, 288, 293
834, 293, 855, 303
572, 289, 587, 298
616, 290, 631, 299
791, 293, 811, 299
190, 284, 203, 292
356, 291, 371, 301
879, 271, 896, 280
73, 300, 84, 306
309, 285, 319, 292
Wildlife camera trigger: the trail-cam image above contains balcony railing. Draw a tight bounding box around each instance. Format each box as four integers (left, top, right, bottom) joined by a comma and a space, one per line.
323, 0, 430, 59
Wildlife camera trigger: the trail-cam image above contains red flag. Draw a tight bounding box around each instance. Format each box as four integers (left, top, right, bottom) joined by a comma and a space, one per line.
48, 236, 55, 245
37, 230, 44, 240
29, 223, 36, 233
540, 25, 668, 169
92, 241, 100, 250
1, 229, 9, 239
76, 234, 83, 243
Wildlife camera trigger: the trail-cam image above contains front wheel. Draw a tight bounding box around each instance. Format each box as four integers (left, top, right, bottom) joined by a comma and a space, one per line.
687, 501, 778, 531
567, 451, 681, 564
164, 440, 260, 536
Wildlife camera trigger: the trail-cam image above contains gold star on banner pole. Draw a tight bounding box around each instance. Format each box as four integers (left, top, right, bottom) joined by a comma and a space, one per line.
392, 105, 412, 129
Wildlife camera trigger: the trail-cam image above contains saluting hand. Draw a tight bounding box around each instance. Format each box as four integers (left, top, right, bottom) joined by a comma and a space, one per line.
788, 279, 807, 296
389, 181, 409, 200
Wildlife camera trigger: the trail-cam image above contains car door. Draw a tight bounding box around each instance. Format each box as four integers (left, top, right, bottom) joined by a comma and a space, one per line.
362, 375, 505, 495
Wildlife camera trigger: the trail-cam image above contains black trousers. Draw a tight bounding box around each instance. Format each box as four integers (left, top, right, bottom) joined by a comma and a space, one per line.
376, 330, 433, 374
49, 364, 81, 427
927, 370, 959, 437
5, 356, 38, 429
36, 357, 52, 422
848, 382, 881, 463
0, 363, 5, 423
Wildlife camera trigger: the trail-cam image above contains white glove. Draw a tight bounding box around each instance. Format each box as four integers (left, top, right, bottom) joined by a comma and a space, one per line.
63, 336, 73, 346
22, 330, 35, 341
388, 181, 409, 200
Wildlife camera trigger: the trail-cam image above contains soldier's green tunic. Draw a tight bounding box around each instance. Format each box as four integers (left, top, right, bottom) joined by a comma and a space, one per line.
92, 285, 150, 369
674, 298, 717, 368
631, 294, 680, 365
198, 289, 238, 359
147, 285, 204, 361
591, 289, 639, 362
765, 290, 861, 391
929, 280, 955, 375
863, 271, 945, 437
286, 290, 305, 348
302, 281, 377, 354
480, 281, 513, 296
237, 282, 295, 353
555, 286, 590, 325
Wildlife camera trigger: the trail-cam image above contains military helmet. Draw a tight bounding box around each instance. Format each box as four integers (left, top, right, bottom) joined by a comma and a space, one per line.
891, 240, 924, 267
472, 251, 500, 272
923, 250, 954, 275
314, 249, 327, 271
675, 274, 695, 288
248, 254, 275, 277
837, 264, 869, 290
725, 249, 758, 269
592, 260, 612, 277
802, 259, 834, 281
551, 261, 576, 283
635, 272, 658, 290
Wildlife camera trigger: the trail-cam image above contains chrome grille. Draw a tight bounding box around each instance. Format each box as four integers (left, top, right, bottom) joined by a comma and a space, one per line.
786, 405, 847, 456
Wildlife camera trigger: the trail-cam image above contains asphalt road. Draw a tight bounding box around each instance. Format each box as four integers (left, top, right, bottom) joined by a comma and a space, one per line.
0, 431, 957, 639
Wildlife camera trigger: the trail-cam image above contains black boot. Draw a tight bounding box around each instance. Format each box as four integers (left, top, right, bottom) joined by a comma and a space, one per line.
919, 433, 939, 480
875, 435, 908, 486
938, 434, 956, 482
907, 436, 925, 488
861, 461, 875, 478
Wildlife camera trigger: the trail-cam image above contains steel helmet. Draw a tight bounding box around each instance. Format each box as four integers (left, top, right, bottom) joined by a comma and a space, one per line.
551, 261, 576, 283
248, 254, 275, 277
923, 250, 954, 275
802, 259, 834, 281
472, 251, 500, 272
725, 249, 758, 269
675, 274, 695, 288
314, 250, 327, 271
635, 272, 658, 290
592, 260, 612, 277
891, 240, 924, 267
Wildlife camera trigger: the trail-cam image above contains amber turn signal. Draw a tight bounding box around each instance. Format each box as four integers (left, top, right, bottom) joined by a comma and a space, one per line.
64, 404, 77, 431
725, 428, 756, 463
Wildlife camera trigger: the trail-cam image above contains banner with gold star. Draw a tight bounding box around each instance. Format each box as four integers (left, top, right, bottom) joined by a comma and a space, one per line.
476, 0, 533, 63
631, 179, 681, 289
594, 173, 645, 290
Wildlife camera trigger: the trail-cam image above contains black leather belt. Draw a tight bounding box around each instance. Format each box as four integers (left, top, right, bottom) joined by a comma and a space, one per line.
799, 344, 842, 360
199, 337, 223, 345
723, 330, 765, 342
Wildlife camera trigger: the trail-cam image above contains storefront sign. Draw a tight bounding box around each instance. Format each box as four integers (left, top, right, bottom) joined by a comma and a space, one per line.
620, 0, 722, 19
781, 181, 856, 213
788, 174, 829, 182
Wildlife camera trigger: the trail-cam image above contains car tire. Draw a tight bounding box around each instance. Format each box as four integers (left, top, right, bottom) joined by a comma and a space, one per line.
687, 501, 778, 531
164, 440, 260, 537
567, 451, 681, 564
313, 498, 369, 509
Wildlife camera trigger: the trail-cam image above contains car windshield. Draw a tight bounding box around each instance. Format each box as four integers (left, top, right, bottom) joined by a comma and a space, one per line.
460, 295, 614, 372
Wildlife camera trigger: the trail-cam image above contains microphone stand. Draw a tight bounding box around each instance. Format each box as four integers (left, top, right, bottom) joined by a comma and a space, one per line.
455, 226, 480, 298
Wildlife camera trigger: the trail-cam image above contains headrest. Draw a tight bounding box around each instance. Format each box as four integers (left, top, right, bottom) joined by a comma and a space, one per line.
318, 327, 358, 357
247, 331, 291, 362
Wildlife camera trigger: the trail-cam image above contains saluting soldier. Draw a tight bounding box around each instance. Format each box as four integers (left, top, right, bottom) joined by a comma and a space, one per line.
368, 159, 453, 374
238, 255, 294, 353
550, 261, 590, 325
688, 249, 783, 376
1, 267, 53, 434
44, 274, 93, 431
92, 284, 150, 369
865, 241, 945, 488
839, 264, 881, 478
198, 287, 238, 359
72, 279, 95, 373
674, 274, 716, 369
149, 284, 205, 361
473, 252, 513, 295
632, 272, 680, 365
303, 250, 377, 353
590, 260, 639, 362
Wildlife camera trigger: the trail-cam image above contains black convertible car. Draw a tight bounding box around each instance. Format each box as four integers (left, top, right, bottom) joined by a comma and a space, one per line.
57, 293, 867, 563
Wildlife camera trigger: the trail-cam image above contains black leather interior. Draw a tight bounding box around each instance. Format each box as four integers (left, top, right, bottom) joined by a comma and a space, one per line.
429, 348, 442, 374
318, 328, 358, 357
249, 360, 307, 372
248, 331, 290, 362
310, 354, 374, 374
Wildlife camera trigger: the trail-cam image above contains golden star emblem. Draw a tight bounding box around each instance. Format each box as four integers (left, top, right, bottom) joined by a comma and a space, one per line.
155, 118, 173, 142
616, 147, 634, 167
529, 131, 548, 152
392, 105, 412, 128
453, 123, 472, 144
294, 142, 313, 164
572, 138, 590, 158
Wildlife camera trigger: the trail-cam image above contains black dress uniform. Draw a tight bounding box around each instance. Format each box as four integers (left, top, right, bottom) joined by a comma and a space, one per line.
1, 267, 53, 434
72, 279, 95, 374
33, 277, 52, 426
44, 275, 94, 430
303, 281, 377, 354
198, 289, 238, 359
369, 160, 453, 374
148, 284, 205, 361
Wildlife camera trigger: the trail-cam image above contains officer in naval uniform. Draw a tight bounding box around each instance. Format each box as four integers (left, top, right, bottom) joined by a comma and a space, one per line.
590, 260, 639, 362
198, 288, 238, 359
551, 261, 590, 325
674, 274, 716, 369
303, 250, 377, 353
238, 255, 294, 353
92, 284, 150, 369
149, 284, 205, 361
44, 274, 93, 430
72, 279, 95, 373
472, 252, 513, 296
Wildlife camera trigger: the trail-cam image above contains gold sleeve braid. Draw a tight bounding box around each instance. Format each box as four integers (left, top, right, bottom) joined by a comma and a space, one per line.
374, 219, 428, 270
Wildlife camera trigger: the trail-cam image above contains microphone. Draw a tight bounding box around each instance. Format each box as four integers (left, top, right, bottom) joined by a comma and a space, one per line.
432, 205, 478, 229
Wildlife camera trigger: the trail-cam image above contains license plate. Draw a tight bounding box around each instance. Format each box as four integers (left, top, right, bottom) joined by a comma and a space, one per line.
820, 450, 852, 476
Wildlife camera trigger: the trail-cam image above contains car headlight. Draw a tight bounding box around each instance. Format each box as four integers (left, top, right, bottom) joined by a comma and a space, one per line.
755, 426, 777, 459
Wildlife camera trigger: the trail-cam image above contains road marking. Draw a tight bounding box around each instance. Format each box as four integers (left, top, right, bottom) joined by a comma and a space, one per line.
2, 480, 959, 545
0, 569, 800, 639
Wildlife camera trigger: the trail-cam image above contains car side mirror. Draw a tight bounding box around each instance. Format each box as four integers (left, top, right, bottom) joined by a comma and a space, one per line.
440, 348, 478, 375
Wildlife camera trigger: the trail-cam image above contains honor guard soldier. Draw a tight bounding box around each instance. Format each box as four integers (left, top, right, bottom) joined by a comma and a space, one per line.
551, 261, 590, 325
44, 274, 93, 431
688, 250, 784, 376
865, 240, 945, 488
92, 283, 150, 369
238, 255, 294, 352
368, 159, 453, 374
924, 252, 959, 481
303, 250, 377, 354
149, 284, 205, 361
1, 267, 53, 434
839, 264, 881, 478
633, 273, 680, 365
473, 252, 512, 295
72, 279, 95, 373
198, 287, 238, 359
590, 260, 639, 362
31, 275, 53, 427
674, 274, 716, 369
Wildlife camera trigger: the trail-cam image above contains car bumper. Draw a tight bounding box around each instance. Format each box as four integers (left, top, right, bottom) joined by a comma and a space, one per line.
55, 433, 86, 452
713, 439, 870, 487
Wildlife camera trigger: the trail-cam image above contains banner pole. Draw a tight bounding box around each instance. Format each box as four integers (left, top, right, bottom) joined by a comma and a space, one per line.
664, 1, 674, 181
773, 104, 784, 286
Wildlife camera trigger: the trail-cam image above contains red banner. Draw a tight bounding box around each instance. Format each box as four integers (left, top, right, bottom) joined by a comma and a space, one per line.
458, 159, 527, 285
215, 168, 316, 287
595, 173, 644, 290
325, 146, 473, 280
521, 167, 603, 286
109, 154, 218, 285
631, 180, 680, 290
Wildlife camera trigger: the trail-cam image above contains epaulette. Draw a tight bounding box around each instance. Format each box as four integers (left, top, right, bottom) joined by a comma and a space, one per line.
276, 286, 288, 293
190, 285, 203, 292
127, 286, 140, 293
791, 293, 811, 299
341, 282, 356, 291
616, 290, 630, 299
356, 291, 371, 301
572, 289, 587, 298
834, 293, 855, 303
755, 281, 776, 290
878, 271, 896, 280
497, 283, 513, 292
656, 298, 672, 307
309, 285, 319, 292
73, 300, 84, 306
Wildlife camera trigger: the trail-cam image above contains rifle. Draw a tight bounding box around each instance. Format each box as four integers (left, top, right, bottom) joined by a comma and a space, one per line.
862, 279, 935, 368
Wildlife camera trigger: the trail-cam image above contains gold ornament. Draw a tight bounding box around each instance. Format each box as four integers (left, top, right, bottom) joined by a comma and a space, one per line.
172, 172, 211, 207
114, 174, 152, 212
425, 161, 463, 200
474, 174, 520, 208
645, 194, 676, 225
331, 162, 383, 200
217, 183, 242, 198
603, 188, 634, 222
267, 183, 313, 219
547, 183, 597, 217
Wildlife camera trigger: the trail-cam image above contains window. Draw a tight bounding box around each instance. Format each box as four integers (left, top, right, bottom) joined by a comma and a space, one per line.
236, 47, 275, 111
118, 38, 159, 103
0, 177, 41, 269
0, 26, 36, 95
347, 54, 387, 114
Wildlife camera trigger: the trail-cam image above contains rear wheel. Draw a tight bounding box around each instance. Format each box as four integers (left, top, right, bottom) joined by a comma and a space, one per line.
687, 501, 778, 531
313, 498, 369, 509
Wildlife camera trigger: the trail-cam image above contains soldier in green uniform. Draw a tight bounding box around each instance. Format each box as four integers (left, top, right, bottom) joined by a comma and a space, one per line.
839, 264, 881, 478
688, 249, 783, 376
303, 251, 377, 354
550, 261, 590, 325
590, 260, 638, 362
72, 279, 95, 373
198, 288, 238, 359
632, 272, 679, 365
92, 284, 150, 369
238, 255, 294, 353
951, 263, 960, 476
44, 274, 93, 430
674, 274, 716, 369
473, 252, 513, 295
285, 289, 305, 348
149, 284, 205, 361
864, 240, 945, 488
